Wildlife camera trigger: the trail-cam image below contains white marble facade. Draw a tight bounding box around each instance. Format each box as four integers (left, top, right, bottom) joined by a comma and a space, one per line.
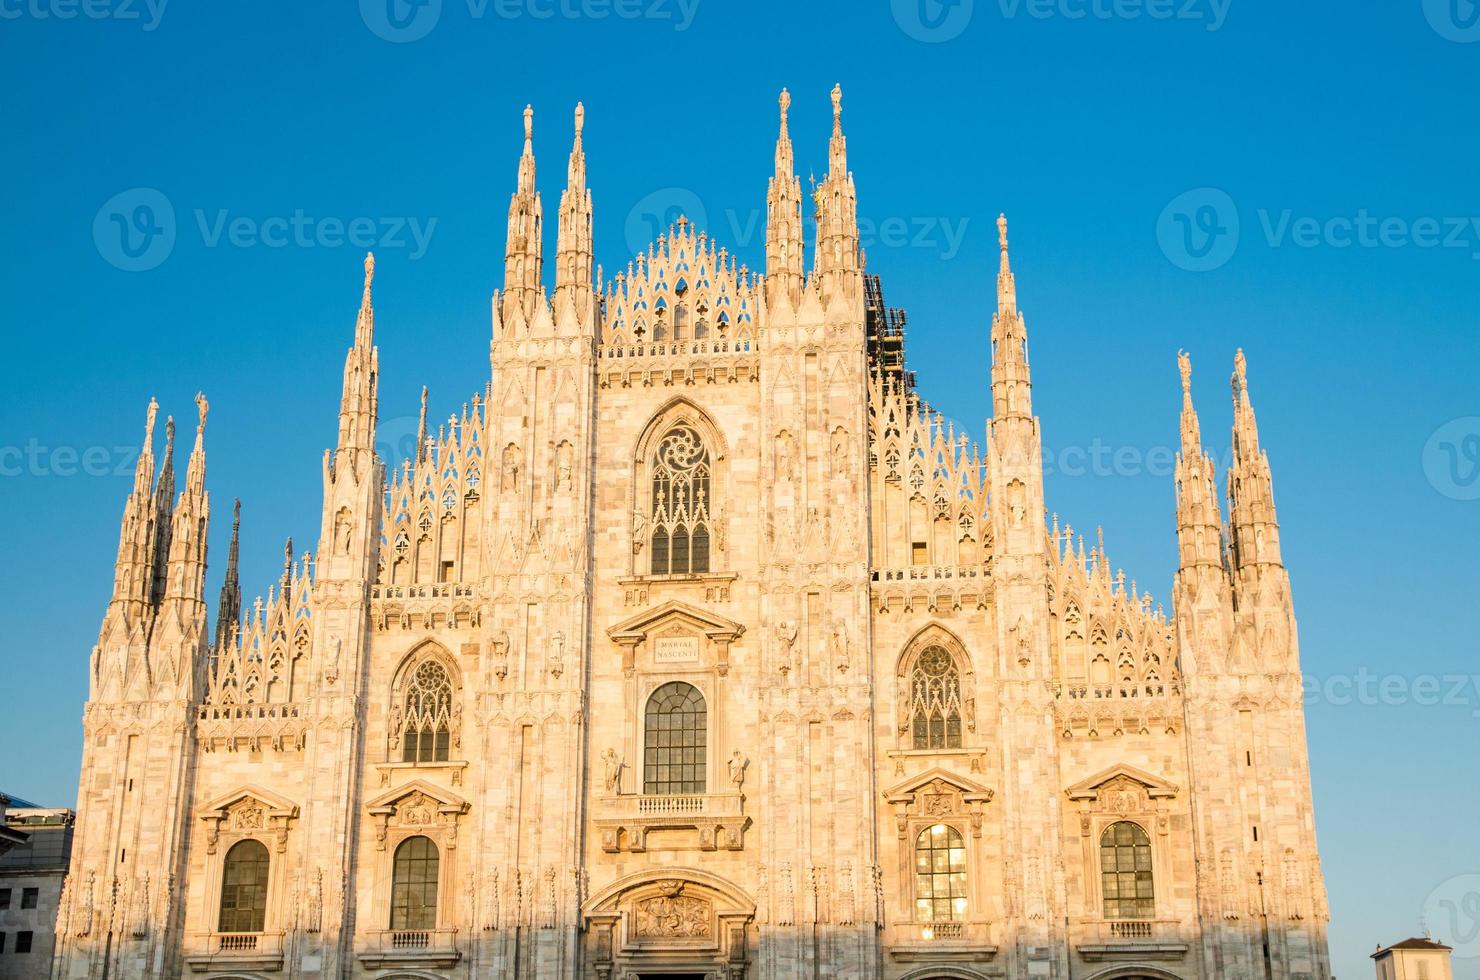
53, 89, 1331, 980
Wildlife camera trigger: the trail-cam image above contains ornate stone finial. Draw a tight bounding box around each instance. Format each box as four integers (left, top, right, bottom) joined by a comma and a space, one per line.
364, 251, 375, 289
998, 213, 1009, 251
1178, 349, 1192, 395
232, 497, 241, 525
164, 415, 176, 452
1233, 347, 1248, 392
574, 102, 584, 136
523, 104, 534, 144
194, 392, 209, 434
779, 87, 791, 127
830, 83, 842, 124
144, 397, 159, 443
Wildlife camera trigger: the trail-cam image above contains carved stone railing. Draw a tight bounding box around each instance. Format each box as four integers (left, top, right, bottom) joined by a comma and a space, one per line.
871, 564, 990, 583
888, 919, 997, 961
1076, 919, 1189, 961
358, 928, 461, 970
195, 703, 306, 752
184, 932, 284, 973
599, 338, 757, 359
594, 792, 749, 853
371, 582, 476, 600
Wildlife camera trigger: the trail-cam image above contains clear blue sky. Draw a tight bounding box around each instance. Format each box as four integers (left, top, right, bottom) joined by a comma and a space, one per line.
2, 2, 1477, 977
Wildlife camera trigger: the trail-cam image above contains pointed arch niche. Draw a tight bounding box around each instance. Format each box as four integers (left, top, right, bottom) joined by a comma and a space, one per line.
627, 399, 733, 582
380, 641, 467, 782
893, 625, 980, 756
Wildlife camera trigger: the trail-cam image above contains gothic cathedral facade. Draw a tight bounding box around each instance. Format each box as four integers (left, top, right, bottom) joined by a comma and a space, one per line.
53, 89, 1332, 980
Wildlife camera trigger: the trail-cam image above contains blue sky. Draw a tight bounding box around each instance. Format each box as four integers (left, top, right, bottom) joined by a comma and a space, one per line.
2, 1, 1478, 976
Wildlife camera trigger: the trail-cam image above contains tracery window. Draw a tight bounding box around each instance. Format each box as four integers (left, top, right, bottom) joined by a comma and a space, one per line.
914, 824, 967, 922
643, 682, 706, 795
650, 424, 712, 576
909, 646, 963, 749
390, 835, 440, 930
399, 659, 453, 763
1100, 821, 1154, 919
218, 839, 269, 933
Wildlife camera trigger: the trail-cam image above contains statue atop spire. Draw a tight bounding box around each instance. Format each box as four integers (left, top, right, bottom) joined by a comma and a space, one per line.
554, 102, 594, 328
990, 214, 1031, 422
766, 87, 804, 310
504, 104, 546, 326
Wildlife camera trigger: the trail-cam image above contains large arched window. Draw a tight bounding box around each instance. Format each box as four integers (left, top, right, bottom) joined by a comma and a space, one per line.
218, 839, 269, 933
643, 682, 706, 794
390, 835, 440, 930
1100, 821, 1154, 919
909, 646, 963, 749
914, 824, 967, 922
650, 425, 712, 576
400, 660, 453, 763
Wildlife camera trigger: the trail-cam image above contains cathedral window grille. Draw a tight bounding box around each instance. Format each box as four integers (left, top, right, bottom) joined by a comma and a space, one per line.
909, 646, 964, 749
390, 835, 440, 930
914, 824, 967, 922
218, 839, 270, 933
400, 660, 454, 763
1100, 821, 1154, 919
649, 424, 712, 576
643, 682, 706, 795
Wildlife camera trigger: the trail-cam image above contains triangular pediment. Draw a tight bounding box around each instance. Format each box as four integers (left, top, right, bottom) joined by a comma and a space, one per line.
607, 600, 745, 644
884, 767, 994, 804
1065, 763, 1179, 802
365, 778, 469, 815
199, 784, 298, 819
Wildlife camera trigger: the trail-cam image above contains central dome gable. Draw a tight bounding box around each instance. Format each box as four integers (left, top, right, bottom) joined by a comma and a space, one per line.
601, 215, 758, 348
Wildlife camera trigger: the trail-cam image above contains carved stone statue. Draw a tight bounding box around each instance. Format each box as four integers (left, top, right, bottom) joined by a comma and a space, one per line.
728, 750, 748, 789
601, 748, 624, 794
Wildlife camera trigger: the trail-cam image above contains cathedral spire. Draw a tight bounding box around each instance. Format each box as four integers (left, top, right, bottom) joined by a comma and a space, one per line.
109, 399, 160, 609
553, 102, 595, 328
416, 384, 429, 462
214, 498, 241, 652
503, 104, 545, 325
148, 414, 177, 608
990, 214, 1033, 421
336, 253, 380, 458
1174, 352, 1224, 571
812, 84, 860, 312
1227, 348, 1283, 570
765, 88, 804, 311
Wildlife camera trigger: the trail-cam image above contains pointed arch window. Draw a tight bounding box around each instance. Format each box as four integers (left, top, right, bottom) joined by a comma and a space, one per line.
643, 682, 706, 794
914, 824, 967, 921
400, 660, 453, 763
218, 839, 269, 933
1100, 821, 1154, 919
650, 424, 712, 575
909, 646, 963, 749
390, 835, 440, 930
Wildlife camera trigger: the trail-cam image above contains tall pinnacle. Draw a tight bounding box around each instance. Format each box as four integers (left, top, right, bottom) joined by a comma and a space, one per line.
828, 83, 847, 177
337, 253, 380, 456
989, 214, 1032, 421
1227, 348, 1282, 570
766, 88, 804, 309
813, 84, 860, 310
1179, 349, 1202, 459
215, 498, 241, 652
503, 104, 545, 323
554, 102, 595, 324
1174, 352, 1223, 571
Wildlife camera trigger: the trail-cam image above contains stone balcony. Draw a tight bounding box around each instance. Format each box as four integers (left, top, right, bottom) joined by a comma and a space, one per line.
1075, 919, 1189, 961
888, 919, 998, 965
185, 931, 285, 973
357, 928, 462, 970
594, 791, 750, 853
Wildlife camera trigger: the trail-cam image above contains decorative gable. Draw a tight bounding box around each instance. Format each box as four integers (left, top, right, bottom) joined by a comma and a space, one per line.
365, 779, 470, 851
607, 600, 744, 675
198, 785, 299, 854
883, 768, 995, 838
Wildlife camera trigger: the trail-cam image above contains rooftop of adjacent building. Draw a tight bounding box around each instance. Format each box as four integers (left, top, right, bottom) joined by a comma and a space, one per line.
1372, 936, 1455, 958
0, 794, 73, 871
